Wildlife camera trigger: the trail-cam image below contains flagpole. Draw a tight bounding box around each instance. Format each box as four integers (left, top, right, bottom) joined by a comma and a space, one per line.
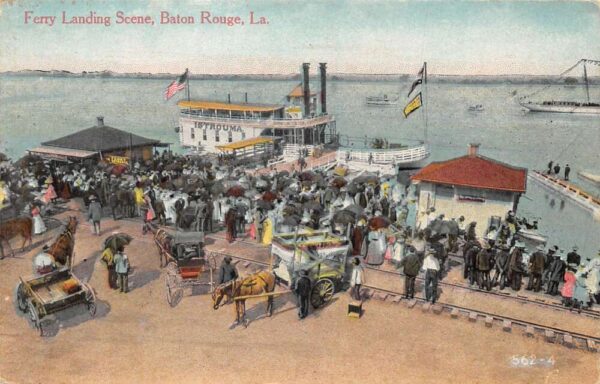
423, 62, 428, 143
186, 68, 190, 102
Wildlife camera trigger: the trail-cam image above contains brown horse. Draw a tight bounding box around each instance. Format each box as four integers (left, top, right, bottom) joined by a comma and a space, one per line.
47, 216, 78, 266
212, 270, 276, 327
0, 217, 33, 258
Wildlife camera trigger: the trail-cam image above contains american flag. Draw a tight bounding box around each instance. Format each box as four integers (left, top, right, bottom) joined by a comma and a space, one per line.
164, 70, 188, 100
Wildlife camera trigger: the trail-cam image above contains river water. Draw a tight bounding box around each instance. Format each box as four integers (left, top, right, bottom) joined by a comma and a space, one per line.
0, 76, 599, 255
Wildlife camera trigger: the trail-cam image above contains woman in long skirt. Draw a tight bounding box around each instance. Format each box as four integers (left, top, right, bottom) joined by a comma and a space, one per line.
31, 204, 46, 234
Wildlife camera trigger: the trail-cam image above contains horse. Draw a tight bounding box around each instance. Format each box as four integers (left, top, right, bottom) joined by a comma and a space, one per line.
153, 200, 167, 226
109, 189, 135, 219
212, 270, 276, 327
47, 216, 78, 266
0, 217, 33, 258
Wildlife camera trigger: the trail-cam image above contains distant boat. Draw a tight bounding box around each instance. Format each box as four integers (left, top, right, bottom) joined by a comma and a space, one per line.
468, 104, 484, 112
519, 59, 600, 115
366, 94, 399, 106
578, 171, 600, 185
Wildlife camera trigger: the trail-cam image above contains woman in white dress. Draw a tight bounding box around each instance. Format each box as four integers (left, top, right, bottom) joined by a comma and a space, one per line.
31, 204, 46, 235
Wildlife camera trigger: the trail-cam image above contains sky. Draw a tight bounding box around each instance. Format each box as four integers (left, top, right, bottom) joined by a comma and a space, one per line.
0, 0, 599, 75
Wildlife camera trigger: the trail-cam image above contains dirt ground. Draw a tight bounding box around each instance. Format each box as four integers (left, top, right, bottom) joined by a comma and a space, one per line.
1, 203, 599, 384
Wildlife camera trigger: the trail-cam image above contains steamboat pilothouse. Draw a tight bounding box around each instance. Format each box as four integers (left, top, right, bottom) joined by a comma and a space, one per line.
177, 63, 336, 163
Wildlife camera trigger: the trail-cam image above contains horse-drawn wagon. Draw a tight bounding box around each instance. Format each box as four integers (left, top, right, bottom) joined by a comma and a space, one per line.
271, 230, 351, 308
154, 228, 216, 307
16, 268, 96, 336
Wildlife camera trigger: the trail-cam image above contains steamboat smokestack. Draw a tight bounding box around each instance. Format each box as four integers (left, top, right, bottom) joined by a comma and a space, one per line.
319, 63, 327, 114
244, 92, 248, 103
227, 93, 231, 104
302, 63, 310, 117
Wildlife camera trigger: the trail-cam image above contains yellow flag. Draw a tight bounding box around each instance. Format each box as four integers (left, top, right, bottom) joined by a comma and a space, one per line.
403, 92, 422, 118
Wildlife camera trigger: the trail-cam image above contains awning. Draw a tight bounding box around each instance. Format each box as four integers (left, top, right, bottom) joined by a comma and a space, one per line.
216, 137, 274, 152
28, 146, 97, 161
178, 100, 284, 113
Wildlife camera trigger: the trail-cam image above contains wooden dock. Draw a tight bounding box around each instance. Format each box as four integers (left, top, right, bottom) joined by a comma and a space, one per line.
529, 170, 600, 217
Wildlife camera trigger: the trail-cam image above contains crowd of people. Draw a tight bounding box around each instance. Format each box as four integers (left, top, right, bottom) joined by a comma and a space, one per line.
1, 150, 598, 314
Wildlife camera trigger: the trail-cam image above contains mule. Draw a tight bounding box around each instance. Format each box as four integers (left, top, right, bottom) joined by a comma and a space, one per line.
212, 270, 276, 327
47, 216, 78, 266
0, 217, 33, 258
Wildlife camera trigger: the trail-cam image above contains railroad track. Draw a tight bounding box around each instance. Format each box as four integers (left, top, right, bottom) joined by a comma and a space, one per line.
205, 232, 600, 320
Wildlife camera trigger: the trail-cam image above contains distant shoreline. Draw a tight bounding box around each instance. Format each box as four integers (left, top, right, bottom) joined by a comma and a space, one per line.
1, 69, 599, 85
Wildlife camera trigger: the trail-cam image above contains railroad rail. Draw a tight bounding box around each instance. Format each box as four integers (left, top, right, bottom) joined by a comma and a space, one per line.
205, 232, 600, 320
203, 247, 599, 353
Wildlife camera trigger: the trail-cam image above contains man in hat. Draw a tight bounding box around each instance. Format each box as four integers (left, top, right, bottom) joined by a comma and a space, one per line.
350, 257, 365, 301
218, 256, 239, 286
564, 164, 571, 181
567, 246, 581, 266
508, 242, 525, 291
542, 246, 558, 287
294, 269, 312, 319
527, 245, 546, 292
464, 240, 480, 286
476, 241, 493, 291
546, 250, 566, 296
422, 249, 440, 303
113, 245, 130, 293
87, 195, 103, 236
399, 248, 421, 299
492, 243, 510, 289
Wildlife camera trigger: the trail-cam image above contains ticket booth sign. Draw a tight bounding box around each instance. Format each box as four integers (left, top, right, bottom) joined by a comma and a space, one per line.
107, 155, 129, 166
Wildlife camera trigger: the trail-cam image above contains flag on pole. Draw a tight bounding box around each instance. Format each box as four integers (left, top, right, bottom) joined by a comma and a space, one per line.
164, 70, 188, 100
403, 93, 422, 118
417, 64, 425, 78
407, 78, 422, 97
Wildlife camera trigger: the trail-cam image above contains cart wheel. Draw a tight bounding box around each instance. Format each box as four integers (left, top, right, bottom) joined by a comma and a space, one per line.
166, 261, 178, 275
16, 283, 28, 312
27, 300, 41, 334
165, 274, 181, 307
166, 279, 182, 308
310, 278, 335, 309
83, 283, 97, 316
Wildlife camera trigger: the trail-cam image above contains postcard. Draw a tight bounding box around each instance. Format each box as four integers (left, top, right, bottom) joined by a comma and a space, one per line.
0, 1, 599, 383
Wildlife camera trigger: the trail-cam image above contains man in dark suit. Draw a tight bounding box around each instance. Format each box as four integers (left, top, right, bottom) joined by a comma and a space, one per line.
294, 270, 311, 319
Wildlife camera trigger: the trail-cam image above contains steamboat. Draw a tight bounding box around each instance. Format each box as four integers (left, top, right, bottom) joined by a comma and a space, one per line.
177, 63, 336, 163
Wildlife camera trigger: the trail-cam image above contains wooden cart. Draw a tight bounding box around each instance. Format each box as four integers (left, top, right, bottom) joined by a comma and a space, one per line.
16, 268, 96, 336
154, 228, 216, 307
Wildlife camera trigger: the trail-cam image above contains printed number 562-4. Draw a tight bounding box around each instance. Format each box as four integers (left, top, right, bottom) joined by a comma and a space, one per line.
510, 355, 555, 367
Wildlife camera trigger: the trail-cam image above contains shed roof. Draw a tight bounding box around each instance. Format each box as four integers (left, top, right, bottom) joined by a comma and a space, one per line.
42, 125, 161, 152
411, 154, 527, 192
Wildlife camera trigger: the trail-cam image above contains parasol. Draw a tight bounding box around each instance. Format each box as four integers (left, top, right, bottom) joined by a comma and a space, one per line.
344, 204, 364, 216
353, 173, 380, 185
256, 199, 273, 210
226, 185, 246, 197
281, 215, 300, 226
330, 177, 347, 188
210, 180, 225, 196
332, 210, 357, 225
302, 200, 322, 212
103, 233, 133, 252
262, 190, 278, 202
369, 216, 391, 230
298, 171, 316, 182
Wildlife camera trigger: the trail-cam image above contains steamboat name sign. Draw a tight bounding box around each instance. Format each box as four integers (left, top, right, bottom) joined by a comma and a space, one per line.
193, 122, 243, 133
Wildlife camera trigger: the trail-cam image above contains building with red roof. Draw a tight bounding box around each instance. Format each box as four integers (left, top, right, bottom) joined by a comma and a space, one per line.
411, 144, 527, 237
